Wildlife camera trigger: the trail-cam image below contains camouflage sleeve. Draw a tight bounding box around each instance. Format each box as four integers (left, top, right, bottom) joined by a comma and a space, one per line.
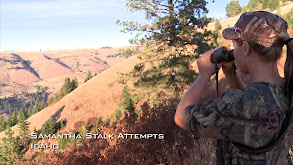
182, 89, 249, 144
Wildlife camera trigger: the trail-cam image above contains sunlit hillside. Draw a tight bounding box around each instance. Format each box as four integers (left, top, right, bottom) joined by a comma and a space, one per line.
0, 47, 129, 99
1, 0, 293, 164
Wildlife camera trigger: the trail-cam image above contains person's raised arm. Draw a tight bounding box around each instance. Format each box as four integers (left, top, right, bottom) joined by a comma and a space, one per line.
174, 49, 215, 130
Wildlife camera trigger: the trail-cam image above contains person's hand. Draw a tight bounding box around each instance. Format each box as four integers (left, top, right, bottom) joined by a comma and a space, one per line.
197, 49, 216, 77
221, 61, 235, 75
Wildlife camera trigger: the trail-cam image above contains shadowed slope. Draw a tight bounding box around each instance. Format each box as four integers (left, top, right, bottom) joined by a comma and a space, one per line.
0, 55, 140, 138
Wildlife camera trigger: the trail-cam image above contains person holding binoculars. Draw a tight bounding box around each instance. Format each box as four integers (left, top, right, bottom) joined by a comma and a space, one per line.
175, 11, 293, 164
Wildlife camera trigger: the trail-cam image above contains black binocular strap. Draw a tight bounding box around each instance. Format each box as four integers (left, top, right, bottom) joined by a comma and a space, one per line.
215, 63, 219, 97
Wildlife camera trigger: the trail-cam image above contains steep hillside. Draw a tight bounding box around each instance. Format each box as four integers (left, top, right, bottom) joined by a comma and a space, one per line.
0, 47, 128, 98
1, 2, 292, 164
207, 2, 293, 37
0, 55, 140, 138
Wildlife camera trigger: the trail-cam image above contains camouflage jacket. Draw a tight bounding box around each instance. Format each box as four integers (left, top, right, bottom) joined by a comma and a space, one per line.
182, 82, 292, 165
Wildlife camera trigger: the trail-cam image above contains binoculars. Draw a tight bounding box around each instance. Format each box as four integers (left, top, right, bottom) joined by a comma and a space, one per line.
210, 46, 234, 64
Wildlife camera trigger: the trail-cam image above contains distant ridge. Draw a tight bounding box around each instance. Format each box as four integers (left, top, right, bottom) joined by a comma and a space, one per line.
11, 53, 41, 79
0, 55, 140, 138
0, 47, 127, 98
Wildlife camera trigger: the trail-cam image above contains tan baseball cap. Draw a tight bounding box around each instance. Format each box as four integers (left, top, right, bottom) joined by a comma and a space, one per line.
222, 11, 288, 47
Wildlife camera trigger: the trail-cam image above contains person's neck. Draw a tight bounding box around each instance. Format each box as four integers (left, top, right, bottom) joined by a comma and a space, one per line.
248, 60, 284, 87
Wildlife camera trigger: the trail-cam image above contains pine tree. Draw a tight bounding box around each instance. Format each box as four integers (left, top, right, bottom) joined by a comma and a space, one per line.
27, 107, 33, 117
72, 77, 78, 90
7, 112, 18, 127
84, 71, 93, 82
42, 116, 56, 135
226, 0, 242, 17
0, 127, 21, 164
269, 0, 280, 11
32, 98, 44, 114
39, 99, 45, 110
60, 77, 79, 97
247, 0, 259, 11
0, 117, 6, 132
117, 0, 216, 99
120, 86, 135, 114
60, 77, 71, 97
262, 0, 269, 9
17, 108, 27, 122
31, 127, 39, 143
7, 104, 13, 115
215, 20, 222, 31
18, 114, 30, 149
117, 0, 215, 52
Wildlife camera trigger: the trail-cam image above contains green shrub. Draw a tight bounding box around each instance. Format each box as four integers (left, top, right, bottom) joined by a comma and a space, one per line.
285, 8, 293, 29
41, 116, 56, 135
58, 138, 71, 149
120, 86, 135, 114
269, 0, 280, 11
104, 118, 110, 126
115, 109, 123, 119
215, 20, 222, 31
96, 116, 104, 126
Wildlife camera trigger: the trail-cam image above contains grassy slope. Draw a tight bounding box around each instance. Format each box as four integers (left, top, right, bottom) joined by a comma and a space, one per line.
0, 55, 140, 139
1, 0, 292, 149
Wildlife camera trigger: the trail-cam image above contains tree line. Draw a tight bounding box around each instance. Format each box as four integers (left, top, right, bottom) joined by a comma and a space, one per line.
0, 70, 100, 133
0, 77, 79, 133
0, 76, 82, 164
225, 0, 288, 18
1, 0, 235, 163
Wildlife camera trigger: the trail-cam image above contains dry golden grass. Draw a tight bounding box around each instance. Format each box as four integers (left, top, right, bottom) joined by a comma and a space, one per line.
1, 2, 293, 164
0, 47, 129, 98
18, 101, 216, 164
0, 55, 140, 139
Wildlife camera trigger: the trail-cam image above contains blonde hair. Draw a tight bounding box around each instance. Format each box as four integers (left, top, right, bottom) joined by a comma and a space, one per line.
237, 31, 293, 108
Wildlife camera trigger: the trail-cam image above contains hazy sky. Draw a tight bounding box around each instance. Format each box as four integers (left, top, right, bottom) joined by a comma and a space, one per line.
0, 0, 249, 51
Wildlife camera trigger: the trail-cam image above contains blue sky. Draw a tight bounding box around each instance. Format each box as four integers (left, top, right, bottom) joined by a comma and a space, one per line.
0, 0, 249, 51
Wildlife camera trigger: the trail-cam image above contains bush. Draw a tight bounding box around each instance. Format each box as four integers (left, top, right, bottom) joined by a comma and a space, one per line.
96, 116, 104, 126
285, 7, 293, 29
120, 86, 135, 114
84, 71, 93, 82
269, 0, 280, 11
115, 109, 123, 119
215, 20, 222, 31
76, 124, 89, 144
262, 0, 269, 9
103, 118, 110, 126
42, 116, 56, 135
58, 138, 71, 149
38, 103, 216, 164
60, 77, 78, 97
